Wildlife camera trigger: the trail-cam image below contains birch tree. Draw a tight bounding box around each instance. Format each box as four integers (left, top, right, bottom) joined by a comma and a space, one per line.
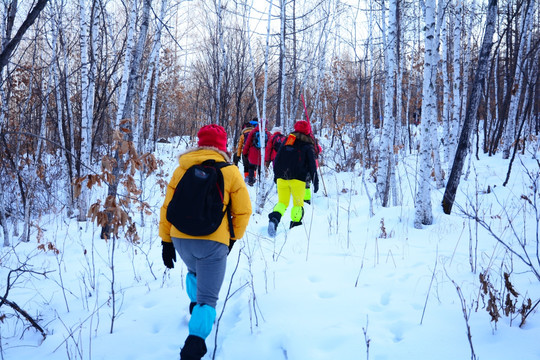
135, 0, 169, 153
114, 0, 137, 130
447, 0, 462, 168
78, 0, 98, 221
429, 0, 444, 189
414, 0, 436, 228
441, 8, 452, 163
254, 0, 273, 214
102, 0, 151, 239
501, 0, 535, 159
276, 0, 286, 127
376, 0, 397, 207
49, 0, 75, 215
215, 0, 228, 126
119, 0, 151, 137
443, 0, 498, 214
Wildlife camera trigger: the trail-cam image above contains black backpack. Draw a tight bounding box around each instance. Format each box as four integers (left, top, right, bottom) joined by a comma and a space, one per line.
166, 160, 235, 237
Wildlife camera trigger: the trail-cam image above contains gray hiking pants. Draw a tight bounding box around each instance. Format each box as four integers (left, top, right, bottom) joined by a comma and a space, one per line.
171, 237, 228, 308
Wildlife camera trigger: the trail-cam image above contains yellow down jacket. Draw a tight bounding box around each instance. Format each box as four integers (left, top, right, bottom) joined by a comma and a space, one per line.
159, 147, 252, 246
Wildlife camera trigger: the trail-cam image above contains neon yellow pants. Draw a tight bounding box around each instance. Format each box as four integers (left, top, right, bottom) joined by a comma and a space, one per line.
273, 179, 305, 222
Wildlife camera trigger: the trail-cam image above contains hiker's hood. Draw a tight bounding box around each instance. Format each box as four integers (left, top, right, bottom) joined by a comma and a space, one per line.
178, 147, 231, 170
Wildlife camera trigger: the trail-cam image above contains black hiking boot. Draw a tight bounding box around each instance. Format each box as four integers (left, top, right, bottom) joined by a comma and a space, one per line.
289, 220, 302, 229
180, 335, 207, 360
267, 211, 282, 237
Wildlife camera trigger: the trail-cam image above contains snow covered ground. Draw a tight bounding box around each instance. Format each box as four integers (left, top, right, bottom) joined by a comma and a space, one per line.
1, 139, 539, 360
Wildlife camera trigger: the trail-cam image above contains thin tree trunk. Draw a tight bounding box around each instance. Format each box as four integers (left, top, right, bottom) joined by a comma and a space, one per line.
51, 4, 74, 215
102, 0, 151, 240
78, 0, 97, 221
146, 61, 161, 153
121, 0, 151, 134
503, 57, 537, 186
0, 192, 9, 246
414, 0, 436, 228
441, 10, 451, 163
376, 0, 397, 207
277, 0, 286, 127
136, 0, 168, 153
502, 0, 534, 159
442, 0, 497, 215
429, 0, 444, 189
114, 0, 137, 130
216, 0, 227, 126
0, 0, 49, 73
448, 0, 462, 169
255, 0, 273, 214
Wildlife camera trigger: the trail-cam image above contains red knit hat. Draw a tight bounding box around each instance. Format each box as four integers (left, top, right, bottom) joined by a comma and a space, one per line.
197, 124, 227, 152
294, 120, 312, 135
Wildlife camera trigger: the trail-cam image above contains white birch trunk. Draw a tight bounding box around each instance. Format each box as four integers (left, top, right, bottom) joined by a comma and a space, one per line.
52, 3, 75, 215
279, 0, 287, 127
146, 61, 160, 153
115, 0, 137, 130
122, 0, 151, 140
246, 0, 261, 119
502, 0, 535, 159
442, 11, 451, 163
369, 0, 375, 143
414, 0, 436, 228
37, 67, 51, 157
448, 0, 462, 170
62, 30, 75, 167
78, 0, 93, 221
429, 0, 444, 189
255, 0, 273, 214
216, 0, 227, 125
0, 2, 7, 130
376, 0, 397, 207
312, 0, 335, 131
136, 0, 168, 153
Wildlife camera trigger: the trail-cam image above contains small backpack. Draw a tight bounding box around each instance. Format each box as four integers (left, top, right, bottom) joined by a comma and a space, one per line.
253, 131, 267, 149
272, 134, 287, 152
166, 160, 235, 237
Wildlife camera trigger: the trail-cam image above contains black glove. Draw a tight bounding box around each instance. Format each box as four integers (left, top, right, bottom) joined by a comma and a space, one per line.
228, 240, 236, 254
162, 241, 177, 269
233, 154, 240, 166
313, 177, 319, 194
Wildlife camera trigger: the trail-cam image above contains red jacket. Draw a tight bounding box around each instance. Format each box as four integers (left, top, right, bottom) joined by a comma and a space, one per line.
242, 126, 271, 166
265, 132, 285, 163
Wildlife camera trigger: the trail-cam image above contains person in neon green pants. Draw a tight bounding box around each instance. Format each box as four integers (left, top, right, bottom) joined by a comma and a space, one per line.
268, 120, 319, 236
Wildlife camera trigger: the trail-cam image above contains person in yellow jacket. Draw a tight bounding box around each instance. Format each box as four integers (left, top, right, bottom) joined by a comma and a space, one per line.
234, 118, 257, 180
159, 124, 252, 360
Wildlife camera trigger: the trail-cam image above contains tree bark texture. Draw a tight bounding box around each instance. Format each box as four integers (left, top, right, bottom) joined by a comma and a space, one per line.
442, 0, 498, 215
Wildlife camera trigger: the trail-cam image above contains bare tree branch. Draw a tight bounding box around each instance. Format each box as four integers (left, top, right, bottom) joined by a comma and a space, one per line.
0, 0, 50, 73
